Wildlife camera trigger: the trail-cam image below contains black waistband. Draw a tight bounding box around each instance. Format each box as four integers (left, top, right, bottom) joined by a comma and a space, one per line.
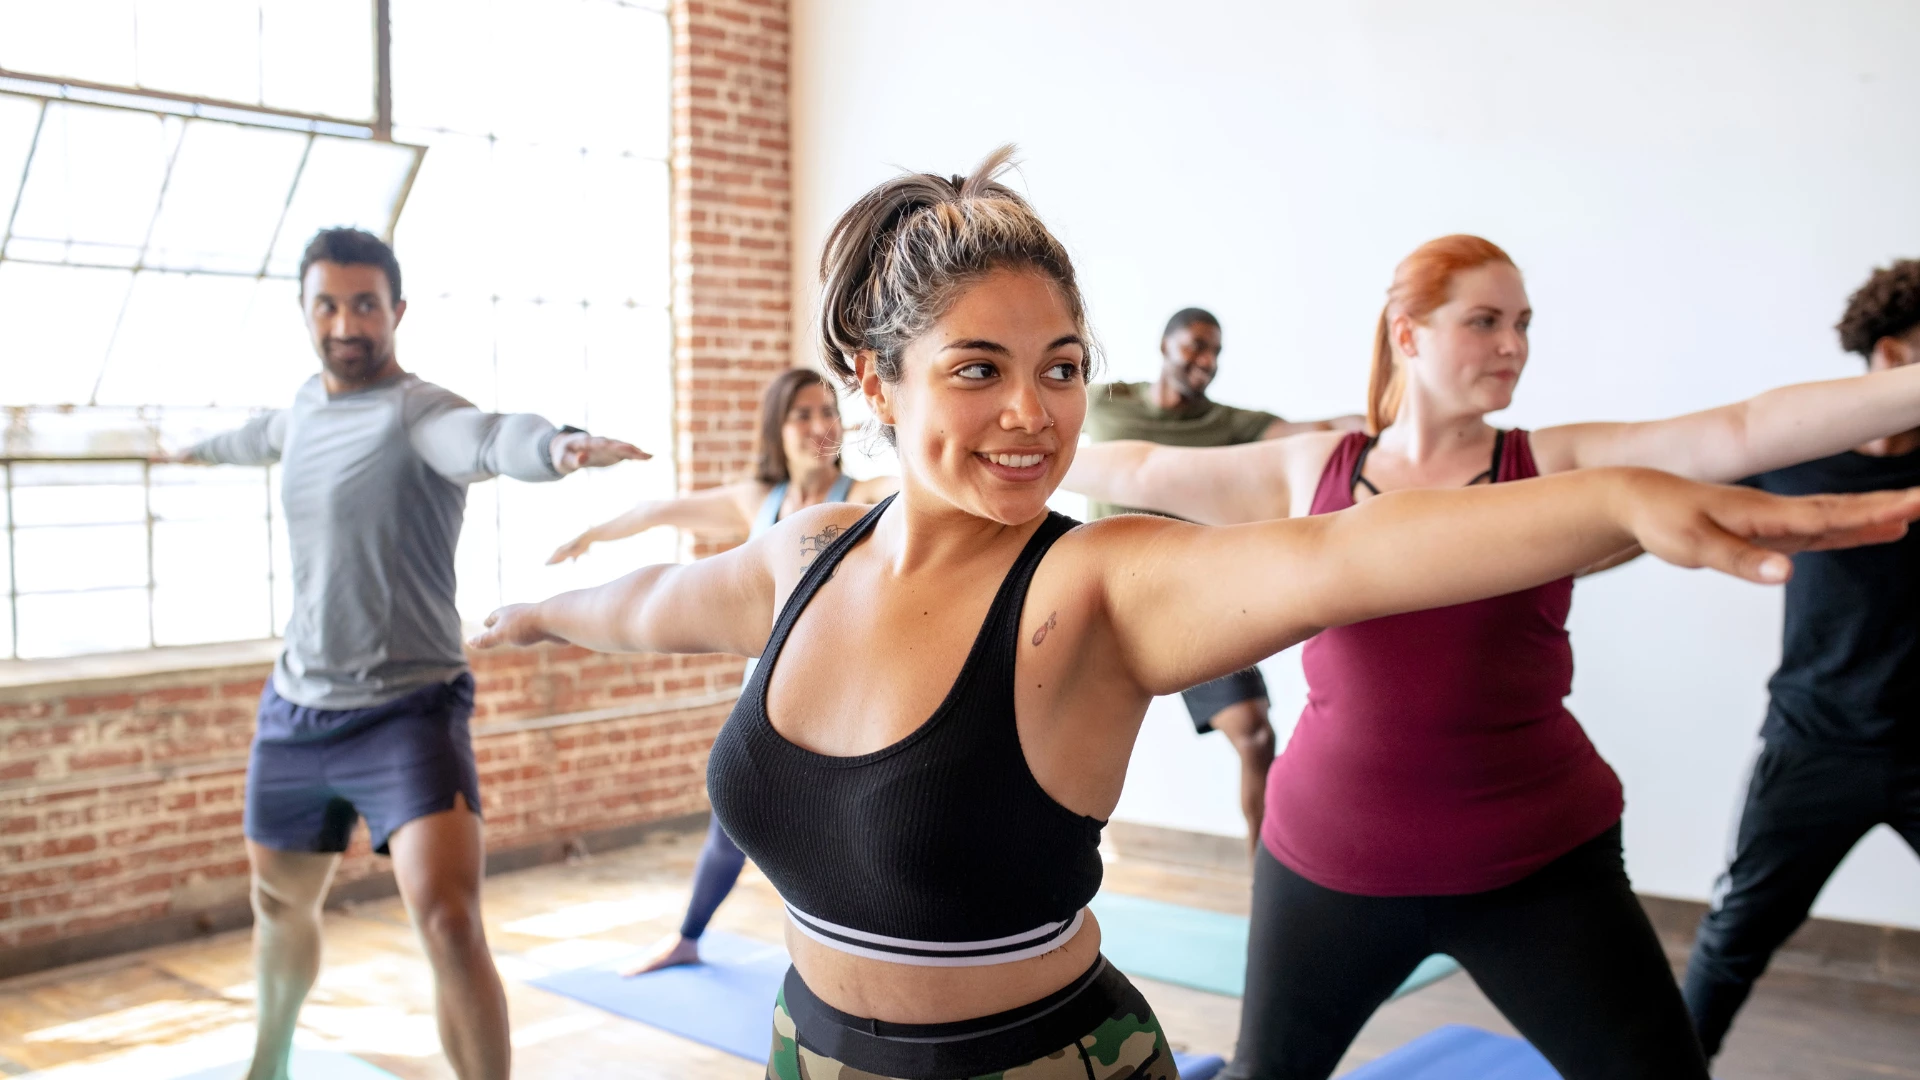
781, 956, 1142, 1076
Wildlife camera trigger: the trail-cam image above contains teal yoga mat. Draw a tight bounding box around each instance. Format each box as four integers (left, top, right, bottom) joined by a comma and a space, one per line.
1089, 892, 1460, 999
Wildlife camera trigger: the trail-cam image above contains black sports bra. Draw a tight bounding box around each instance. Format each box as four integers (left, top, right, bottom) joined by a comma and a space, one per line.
1351, 429, 1507, 496
707, 497, 1105, 966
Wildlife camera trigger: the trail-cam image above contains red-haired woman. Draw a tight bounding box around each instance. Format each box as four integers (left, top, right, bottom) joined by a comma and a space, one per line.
1065, 236, 1920, 1078
549, 366, 895, 974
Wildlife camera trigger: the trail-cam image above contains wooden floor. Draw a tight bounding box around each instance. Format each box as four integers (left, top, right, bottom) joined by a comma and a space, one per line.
2, 822, 1915, 1078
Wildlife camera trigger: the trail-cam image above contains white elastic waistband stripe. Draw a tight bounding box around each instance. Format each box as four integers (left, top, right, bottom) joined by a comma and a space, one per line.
783, 903, 1073, 951
786, 908, 1087, 968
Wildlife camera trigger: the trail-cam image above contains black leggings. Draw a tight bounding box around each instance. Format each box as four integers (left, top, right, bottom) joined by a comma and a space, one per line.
1224, 824, 1708, 1080
1683, 740, 1920, 1058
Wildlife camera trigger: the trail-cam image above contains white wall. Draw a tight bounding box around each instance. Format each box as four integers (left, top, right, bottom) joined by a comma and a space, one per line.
790, 0, 1920, 929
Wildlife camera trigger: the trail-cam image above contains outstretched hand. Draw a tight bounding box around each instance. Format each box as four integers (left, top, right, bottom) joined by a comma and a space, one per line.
468, 604, 563, 650
547, 533, 595, 564
551, 433, 649, 475
1627, 472, 1920, 584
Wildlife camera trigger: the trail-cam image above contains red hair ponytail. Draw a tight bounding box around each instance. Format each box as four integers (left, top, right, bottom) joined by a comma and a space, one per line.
1367, 308, 1400, 436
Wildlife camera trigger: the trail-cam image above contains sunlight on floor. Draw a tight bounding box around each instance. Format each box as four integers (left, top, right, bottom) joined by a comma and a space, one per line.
17, 1023, 257, 1080
293, 1004, 441, 1059
508, 1012, 607, 1050
26, 1000, 250, 1047
518, 937, 646, 973
500, 896, 679, 939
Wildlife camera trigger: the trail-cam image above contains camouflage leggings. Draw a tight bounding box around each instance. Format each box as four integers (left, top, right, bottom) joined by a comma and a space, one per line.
765, 960, 1181, 1080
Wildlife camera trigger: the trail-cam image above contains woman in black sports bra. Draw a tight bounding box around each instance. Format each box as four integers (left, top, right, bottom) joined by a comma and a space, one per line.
470, 150, 1920, 1080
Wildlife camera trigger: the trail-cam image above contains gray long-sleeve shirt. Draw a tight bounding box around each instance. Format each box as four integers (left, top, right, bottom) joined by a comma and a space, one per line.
191, 373, 564, 709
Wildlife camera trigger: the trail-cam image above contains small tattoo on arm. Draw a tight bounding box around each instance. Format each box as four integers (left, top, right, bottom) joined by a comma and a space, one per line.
799, 524, 843, 565
1031, 611, 1058, 647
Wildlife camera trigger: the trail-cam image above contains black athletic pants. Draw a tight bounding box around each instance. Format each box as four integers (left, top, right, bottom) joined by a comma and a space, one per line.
1224, 823, 1709, 1080
1683, 739, 1920, 1059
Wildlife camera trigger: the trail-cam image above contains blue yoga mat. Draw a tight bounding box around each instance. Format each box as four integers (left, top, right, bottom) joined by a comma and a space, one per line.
1343, 1026, 1560, 1079
530, 929, 789, 1061
1089, 892, 1460, 999
530, 928, 1228, 1077
162, 1048, 401, 1080
1177, 1051, 1227, 1079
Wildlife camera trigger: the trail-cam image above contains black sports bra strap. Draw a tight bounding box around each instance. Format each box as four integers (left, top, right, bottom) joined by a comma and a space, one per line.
1353, 429, 1507, 497
1349, 435, 1382, 497
987, 512, 1079, 658
764, 495, 894, 655
1465, 429, 1507, 487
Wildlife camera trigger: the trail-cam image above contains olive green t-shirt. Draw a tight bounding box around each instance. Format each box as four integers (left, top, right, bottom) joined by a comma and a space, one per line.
1083, 381, 1279, 519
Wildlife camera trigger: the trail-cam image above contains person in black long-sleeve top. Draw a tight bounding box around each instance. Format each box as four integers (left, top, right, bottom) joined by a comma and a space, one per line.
1685, 258, 1920, 1060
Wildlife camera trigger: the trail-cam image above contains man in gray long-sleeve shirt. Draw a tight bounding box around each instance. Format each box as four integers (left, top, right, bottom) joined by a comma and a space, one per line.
167, 229, 644, 1080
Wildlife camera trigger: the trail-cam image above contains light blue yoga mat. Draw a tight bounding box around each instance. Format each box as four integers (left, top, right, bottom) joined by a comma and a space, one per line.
1343, 1025, 1560, 1080
1176, 1051, 1227, 1079
1089, 892, 1460, 999
163, 1049, 401, 1080
529, 928, 1228, 1076
530, 929, 789, 1061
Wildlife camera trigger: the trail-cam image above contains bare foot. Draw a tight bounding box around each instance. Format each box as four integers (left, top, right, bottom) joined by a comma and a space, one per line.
621, 934, 700, 976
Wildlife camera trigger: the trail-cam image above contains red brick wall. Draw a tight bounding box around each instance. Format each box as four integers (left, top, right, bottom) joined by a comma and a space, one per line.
673, 0, 795, 504
0, 648, 745, 954
0, 0, 791, 969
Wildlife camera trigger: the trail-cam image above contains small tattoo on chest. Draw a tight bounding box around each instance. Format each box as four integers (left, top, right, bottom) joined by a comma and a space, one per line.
1031, 611, 1058, 647
799, 524, 842, 565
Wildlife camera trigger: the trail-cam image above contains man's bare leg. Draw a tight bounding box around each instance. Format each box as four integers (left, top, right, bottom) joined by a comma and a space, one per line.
245, 843, 341, 1080
388, 794, 509, 1080
1210, 700, 1276, 852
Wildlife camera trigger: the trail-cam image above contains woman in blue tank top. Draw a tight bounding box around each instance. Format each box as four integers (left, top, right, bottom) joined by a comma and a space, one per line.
549, 367, 895, 567
549, 367, 895, 974
473, 149, 1920, 1080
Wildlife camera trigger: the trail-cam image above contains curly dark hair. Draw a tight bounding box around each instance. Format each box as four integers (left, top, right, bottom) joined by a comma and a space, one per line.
1836, 259, 1920, 358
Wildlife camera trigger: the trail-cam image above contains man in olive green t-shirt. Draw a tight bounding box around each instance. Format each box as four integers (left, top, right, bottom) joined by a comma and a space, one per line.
1086, 307, 1360, 518
1087, 307, 1361, 845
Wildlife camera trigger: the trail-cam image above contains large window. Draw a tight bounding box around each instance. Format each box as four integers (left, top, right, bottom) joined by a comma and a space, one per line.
0, 0, 674, 659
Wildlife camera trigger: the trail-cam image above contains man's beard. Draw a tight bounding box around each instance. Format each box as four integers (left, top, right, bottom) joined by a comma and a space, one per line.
1174, 365, 1214, 399
322, 339, 389, 383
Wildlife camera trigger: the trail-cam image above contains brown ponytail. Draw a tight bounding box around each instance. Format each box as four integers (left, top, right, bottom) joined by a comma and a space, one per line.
815, 145, 1096, 441
1370, 235, 1517, 434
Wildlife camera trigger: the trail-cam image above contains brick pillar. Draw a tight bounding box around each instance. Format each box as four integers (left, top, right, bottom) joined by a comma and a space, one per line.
672, 0, 793, 504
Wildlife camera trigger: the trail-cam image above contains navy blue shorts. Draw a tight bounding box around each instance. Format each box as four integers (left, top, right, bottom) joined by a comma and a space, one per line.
244, 673, 481, 855
1179, 666, 1269, 734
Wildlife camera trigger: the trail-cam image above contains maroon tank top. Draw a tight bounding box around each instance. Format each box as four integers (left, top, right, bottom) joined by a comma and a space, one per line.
1260, 429, 1624, 896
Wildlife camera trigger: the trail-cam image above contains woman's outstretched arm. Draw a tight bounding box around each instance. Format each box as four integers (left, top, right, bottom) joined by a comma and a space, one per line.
475, 545, 770, 658
481, 505, 870, 660
1534, 364, 1920, 482
1261, 414, 1367, 439
1094, 468, 1920, 697
548, 482, 757, 563
1063, 435, 1326, 525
